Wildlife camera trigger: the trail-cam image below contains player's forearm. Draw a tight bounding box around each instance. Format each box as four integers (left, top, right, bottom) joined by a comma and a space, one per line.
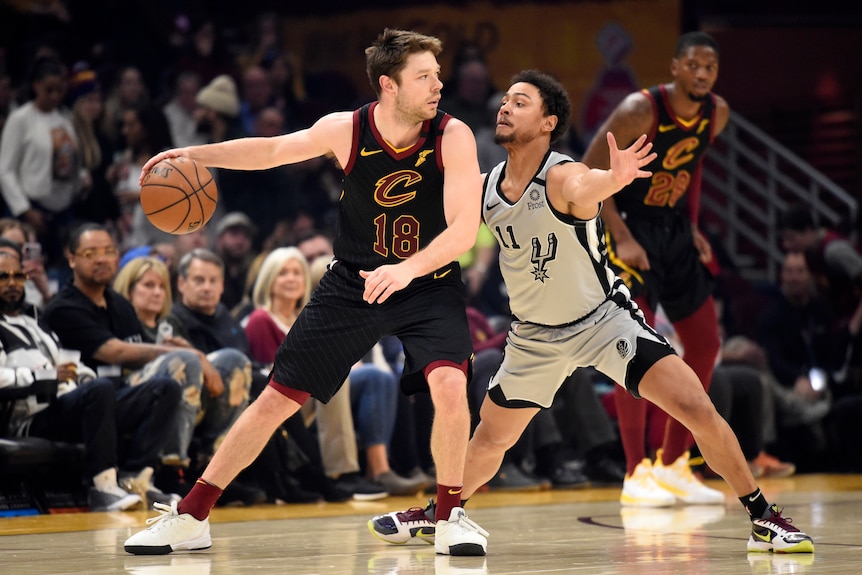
575, 168, 629, 205
184, 138, 286, 171
403, 220, 479, 278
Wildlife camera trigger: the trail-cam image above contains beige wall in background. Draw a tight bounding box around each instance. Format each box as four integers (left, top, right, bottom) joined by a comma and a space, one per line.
282, 0, 680, 137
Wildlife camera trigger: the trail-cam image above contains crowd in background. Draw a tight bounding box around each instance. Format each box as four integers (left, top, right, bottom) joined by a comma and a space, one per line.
1, 4, 861, 513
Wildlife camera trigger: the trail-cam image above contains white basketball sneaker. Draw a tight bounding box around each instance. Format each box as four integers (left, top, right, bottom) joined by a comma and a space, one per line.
620, 459, 676, 507
652, 450, 725, 505
124, 501, 212, 555
434, 507, 488, 556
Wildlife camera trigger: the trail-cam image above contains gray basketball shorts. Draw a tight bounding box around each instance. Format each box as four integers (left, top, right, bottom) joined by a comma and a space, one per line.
487, 297, 676, 408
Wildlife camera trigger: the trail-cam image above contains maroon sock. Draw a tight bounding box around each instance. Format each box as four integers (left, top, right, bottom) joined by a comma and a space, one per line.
615, 385, 648, 475
615, 296, 656, 475
177, 478, 223, 521
435, 484, 463, 522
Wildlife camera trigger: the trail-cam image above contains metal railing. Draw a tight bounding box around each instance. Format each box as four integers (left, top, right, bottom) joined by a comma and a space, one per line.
700, 111, 858, 283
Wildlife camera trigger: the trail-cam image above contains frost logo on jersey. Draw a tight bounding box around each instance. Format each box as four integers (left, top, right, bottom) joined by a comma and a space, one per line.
616, 338, 632, 360
530, 233, 557, 283
527, 188, 544, 211
415, 149, 434, 167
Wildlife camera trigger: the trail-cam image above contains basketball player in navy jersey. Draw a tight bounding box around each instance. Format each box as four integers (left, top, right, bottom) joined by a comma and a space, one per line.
125, 28, 488, 557
370, 69, 813, 554
580, 31, 728, 508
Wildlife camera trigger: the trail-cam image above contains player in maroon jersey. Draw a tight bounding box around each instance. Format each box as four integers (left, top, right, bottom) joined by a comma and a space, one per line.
581, 31, 727, 507
125, 28, 487, 557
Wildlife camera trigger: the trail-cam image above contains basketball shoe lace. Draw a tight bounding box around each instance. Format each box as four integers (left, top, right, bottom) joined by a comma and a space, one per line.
759, 505, 801, 534
396, 506, 434, 525
144, 501, 186, 530
452, 512, 489, 538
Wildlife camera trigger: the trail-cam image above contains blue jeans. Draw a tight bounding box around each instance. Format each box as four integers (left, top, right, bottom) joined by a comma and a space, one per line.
349, 364, 398, 448
129, 348, 251, 465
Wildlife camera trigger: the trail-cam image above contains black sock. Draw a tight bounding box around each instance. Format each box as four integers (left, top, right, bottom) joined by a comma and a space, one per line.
740, 488, 769, 519
460, 499, 469, 508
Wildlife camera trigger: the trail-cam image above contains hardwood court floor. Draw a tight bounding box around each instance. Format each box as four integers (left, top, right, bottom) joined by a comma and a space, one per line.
1, 474, 861, 574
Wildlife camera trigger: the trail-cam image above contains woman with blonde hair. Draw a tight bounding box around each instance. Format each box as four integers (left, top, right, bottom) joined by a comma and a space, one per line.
112, 255, 207, 503
246, 248, 426, 496
246, 247, 310, 354
113, 256, 173, 342
240, 247, 351, 502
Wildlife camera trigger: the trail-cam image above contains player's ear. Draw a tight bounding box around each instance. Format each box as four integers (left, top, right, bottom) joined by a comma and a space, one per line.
379, 74, 396, 95
543, 114, 558, 135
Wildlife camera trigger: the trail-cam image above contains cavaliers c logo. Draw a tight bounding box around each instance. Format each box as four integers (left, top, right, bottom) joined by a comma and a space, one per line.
662, 137, 699, 170
374, 171, 420, 208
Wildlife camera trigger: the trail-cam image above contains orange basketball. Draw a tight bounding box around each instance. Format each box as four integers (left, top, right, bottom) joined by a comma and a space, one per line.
140, 157, 218, 234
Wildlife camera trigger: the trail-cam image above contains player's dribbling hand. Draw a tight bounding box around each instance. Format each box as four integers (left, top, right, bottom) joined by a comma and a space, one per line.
692, 227, 714, 265
359, 265, 412, 304
138, 148, 189, 186
607, 132, 656, 187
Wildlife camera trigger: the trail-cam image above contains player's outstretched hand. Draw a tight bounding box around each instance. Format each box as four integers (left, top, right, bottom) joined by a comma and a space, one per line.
608, 132, 656, 188
138, 148, 189, 186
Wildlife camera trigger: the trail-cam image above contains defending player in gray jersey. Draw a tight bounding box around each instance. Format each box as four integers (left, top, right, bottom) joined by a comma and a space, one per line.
481, 148, 671, 406
371, 69, 813, 555
483, 150, 618, 326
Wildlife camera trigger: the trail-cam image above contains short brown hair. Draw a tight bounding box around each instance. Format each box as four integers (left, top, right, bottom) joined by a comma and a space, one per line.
365, 28, 442, 96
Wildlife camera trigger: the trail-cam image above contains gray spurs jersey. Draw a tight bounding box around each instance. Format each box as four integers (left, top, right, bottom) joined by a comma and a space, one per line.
482, 150, 622, 326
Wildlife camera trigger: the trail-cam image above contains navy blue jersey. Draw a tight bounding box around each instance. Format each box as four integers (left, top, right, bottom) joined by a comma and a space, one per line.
334, 102, 451, 269
614, 85, 716, 220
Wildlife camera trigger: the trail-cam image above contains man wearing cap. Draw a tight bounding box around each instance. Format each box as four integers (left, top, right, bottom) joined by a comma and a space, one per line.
213, 212, 256, 312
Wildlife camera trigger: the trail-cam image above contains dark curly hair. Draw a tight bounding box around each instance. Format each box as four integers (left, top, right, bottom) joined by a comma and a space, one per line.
509, 70, 571, 144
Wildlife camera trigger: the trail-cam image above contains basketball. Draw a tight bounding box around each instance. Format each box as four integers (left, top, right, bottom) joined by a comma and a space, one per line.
140, 157, 218, 234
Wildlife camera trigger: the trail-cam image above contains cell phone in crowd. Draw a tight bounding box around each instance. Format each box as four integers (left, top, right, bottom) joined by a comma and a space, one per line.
809, 367, 827, 392
22, 242, 41, 262
156, 321, 173, 344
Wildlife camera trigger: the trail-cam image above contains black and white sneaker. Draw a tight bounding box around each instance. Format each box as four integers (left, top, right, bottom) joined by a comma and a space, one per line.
747, 504, 815, 553
368, 499, 436, 545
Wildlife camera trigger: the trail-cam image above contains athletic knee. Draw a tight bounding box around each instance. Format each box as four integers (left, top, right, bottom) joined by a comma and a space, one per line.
671, 389, 718, 430
429, 378, 469, 411
472, 421, 519, 453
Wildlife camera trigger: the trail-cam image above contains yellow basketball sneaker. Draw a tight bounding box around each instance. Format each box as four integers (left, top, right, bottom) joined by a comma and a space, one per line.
652, 450, 725, 505
620, 459, 676, 507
